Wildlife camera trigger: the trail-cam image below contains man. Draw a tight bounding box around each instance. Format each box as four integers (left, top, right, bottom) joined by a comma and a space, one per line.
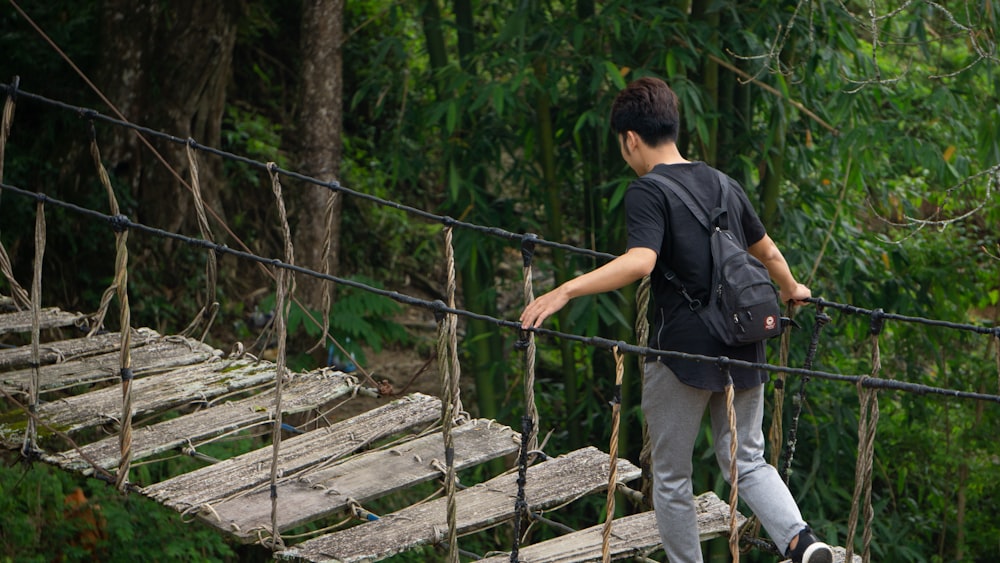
519, 76, 833, 563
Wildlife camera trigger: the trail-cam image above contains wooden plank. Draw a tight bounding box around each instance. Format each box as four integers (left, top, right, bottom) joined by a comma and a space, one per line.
0, 307, 88, 335
208, 418, 521, 541
143, 393, 443, 513
0, 357, 275, 446
0, 333, 219, 393
476, 492, 742, 562
0, 329, 161, 371
275, 446, 642, 563
42, 369, 360, 474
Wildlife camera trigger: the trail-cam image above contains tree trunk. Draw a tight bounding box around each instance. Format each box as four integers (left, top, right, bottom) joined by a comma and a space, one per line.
97, 0, 243, 238
295, 0, 345, 312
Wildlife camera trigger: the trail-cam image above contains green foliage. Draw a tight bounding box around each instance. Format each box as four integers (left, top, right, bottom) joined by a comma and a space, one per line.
259, 275, 410, 369
0, 459, 238, 562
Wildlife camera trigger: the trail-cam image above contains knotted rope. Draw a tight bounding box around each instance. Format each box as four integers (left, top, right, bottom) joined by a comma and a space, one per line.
22, 198, 45, 459
635, 276, 653, 509
780, 307, 831, 483
601, 344, 626, 563
437, 224, 462, 563
179, 141, 219, 342
721, 360, 740, 562
0, 76, 31, 310
519, 234, 540, 453
86, 128, 135, 491
845, 310, 884, 563
266, 163, 294, 551
509, 415, 532, 563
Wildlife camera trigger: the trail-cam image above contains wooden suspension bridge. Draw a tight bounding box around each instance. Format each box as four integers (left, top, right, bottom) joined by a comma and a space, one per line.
0, 300, 863, 562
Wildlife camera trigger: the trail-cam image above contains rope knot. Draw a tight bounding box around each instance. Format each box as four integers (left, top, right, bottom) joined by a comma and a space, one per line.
440, 216, 456, 228
869, 308, 886, 336
520, 233, 538, 267
431, 299, 448, 324
514, 329, 531, 350
266, 161, 279, 173
120, 367, 134, 382
7, 75, 20, 99
108, 214, 130, 233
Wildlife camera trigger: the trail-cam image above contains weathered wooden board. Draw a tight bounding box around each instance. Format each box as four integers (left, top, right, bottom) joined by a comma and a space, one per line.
275, 446, 642, 563
0, 307, 88, 335
208, 418, 520, 541
476, 492, 742, 562
0, 333, 219, 393
143, 393, 443, 513
0, 328, 161, 371
42, 369, 359, 474
0, 358, 275, 445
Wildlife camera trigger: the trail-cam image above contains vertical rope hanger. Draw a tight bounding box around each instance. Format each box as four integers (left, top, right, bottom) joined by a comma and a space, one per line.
519, 233, 540, 453
21, 198, 45, 459
601, 345, 626, 563
178, 141, 219, 342
845, 310, 884, 563
780, 307, 831, 483
436, 223, 462, 563
634, 276, 653, 509
86, 125, 135, 491
265, 163, 294, 551
0, 76, 31, 310
720, 360, 741, 562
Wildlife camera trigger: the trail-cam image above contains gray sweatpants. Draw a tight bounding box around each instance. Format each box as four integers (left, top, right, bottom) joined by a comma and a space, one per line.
641, 360, 806, 562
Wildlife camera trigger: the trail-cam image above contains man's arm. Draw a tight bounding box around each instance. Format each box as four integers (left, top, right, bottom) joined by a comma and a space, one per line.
519, 247, 657, 329
747, 234, 811, 304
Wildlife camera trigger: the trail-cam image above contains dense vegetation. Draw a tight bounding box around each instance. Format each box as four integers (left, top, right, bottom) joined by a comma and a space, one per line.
0, 0, 998, 561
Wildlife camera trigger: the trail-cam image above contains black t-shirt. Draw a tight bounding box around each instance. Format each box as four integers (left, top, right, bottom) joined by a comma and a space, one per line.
625, 162, 769, 391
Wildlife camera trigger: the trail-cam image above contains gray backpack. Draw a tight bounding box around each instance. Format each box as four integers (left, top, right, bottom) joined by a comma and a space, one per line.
647, 170, 784, 346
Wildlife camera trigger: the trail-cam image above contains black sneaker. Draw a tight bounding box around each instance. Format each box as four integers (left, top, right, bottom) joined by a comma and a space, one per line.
786, 527, 834, 563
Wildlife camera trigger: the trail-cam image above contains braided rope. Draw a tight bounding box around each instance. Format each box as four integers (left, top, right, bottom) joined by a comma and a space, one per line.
781, 309, 830, 483
509, 415, 532, 563
313, 189, 339, 354
846, 315, 883, 563
440, 225, 460, 563
601, 345, 625, 563
266, 163, 294, 551
723, 365, 740, 562
635, 276, 653, 509
85, 133, 135, 491
0, 79, 31, 310
179, 142, 218, 342
521, 235, 539, 453
22, 199, 44, 458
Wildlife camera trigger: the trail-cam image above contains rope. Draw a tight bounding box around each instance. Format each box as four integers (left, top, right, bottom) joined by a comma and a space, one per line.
722, 361, 740, 562
781, 308, 831, 483
3, 180, 1000, 405
509, 416, 533, 563
306, 187, 339, 355
178, 141, 219, 342
635, 276, 653, 509
520, 234, 539, 453
439, 225, 461, 563
21, 198, 44, 459
83, 130, 135, 491
845, 312, 884, 563
266, 163, 294, 551
601, 345, 625, 563
0, 77, 31, 310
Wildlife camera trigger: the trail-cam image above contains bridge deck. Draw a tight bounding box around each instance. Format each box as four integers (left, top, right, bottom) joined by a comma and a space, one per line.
0, 306, 773, 562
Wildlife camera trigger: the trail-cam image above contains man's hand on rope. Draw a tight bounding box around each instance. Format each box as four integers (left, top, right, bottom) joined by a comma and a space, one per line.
780, 282, 812, 307
520, 287, 571, 330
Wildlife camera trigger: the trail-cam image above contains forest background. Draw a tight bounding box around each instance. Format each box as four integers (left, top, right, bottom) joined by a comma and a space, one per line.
0, 0, 998, 561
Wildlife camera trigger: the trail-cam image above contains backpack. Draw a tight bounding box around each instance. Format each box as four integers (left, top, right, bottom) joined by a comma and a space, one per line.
646, 170, 784, 346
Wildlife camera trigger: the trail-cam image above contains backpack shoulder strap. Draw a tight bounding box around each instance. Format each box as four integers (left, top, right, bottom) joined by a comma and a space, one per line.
645, 170, 712, 232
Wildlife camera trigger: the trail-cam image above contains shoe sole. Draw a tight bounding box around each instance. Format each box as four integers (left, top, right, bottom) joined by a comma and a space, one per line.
802, 542, 834, 563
